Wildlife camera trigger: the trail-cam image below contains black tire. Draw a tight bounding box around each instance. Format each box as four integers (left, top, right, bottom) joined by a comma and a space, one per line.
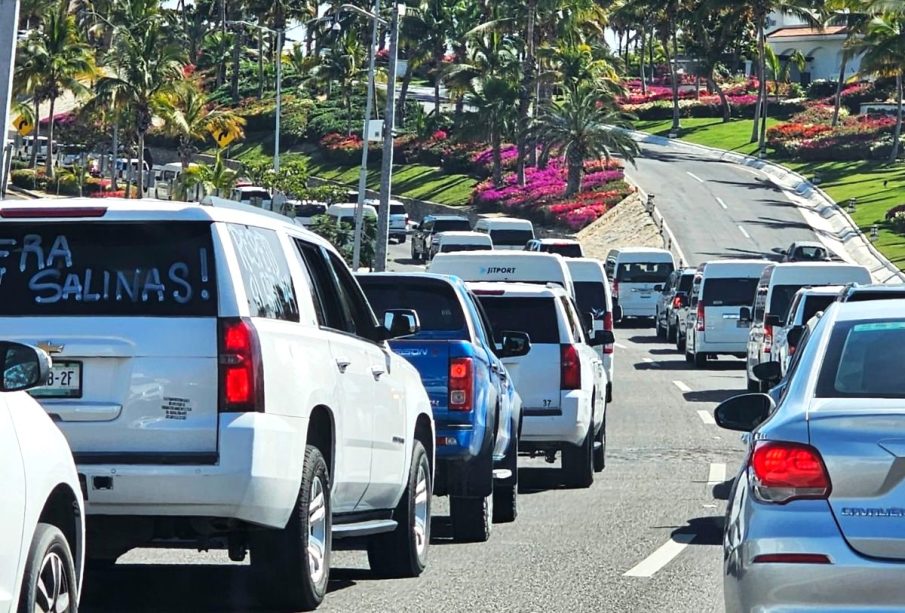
450, 490, 493, 543
562, 426, 594, 489
250, 445, 331, 612
18, 523, 78, 613
694, 351, 707, 368
667, 318, 678, 343
656, 313, 666, 339
492, 422, 519, 524
677, 332, 686, 353
593, 416, 606, 473
368, 440, 432, 577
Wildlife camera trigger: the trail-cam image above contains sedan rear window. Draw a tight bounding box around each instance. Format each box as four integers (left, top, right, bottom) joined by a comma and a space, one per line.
0, 221, 217, 316
433, 219, 471, 233
702, 278, 759, 307
677, 274, 695, 293
817, 320, 905, 398
440, 244, 492, 253
359, 278, 466, 336
476, 296, 559, 344
489, 229, 534, 247
541, 244, 583, 257
616, 262, 674, 283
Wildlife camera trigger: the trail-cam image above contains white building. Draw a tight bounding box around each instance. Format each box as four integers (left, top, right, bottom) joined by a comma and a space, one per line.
765, 11, 862, 85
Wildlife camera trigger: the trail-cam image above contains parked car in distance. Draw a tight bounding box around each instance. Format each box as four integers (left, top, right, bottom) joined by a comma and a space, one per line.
289, 201, 328, 227
686, 260, 770, 368
230, 184, 273, 210
473, 217, 536, 251
836, 283, 905, 303
428, 251, 576, 300
0, 198, 436, 611
525, 238, 584, 258
716, 299, 905, 613
675, 271, 702, 353
745, 262, 871, 392
358, 273, 527, 541
325, 202, 378, 228
471, 282, 609, 488
565, 258, 616, 402
429, 231, 493, 259
773, 285, 841, 379
1, 341, 85, 613
777, 240, 832, 262
411, 215, 472, 262
367, 199, 409, 243
655, 267, 696, 343
605, 248, 676, 323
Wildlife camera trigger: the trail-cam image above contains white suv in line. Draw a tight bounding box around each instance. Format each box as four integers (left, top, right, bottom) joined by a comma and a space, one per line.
470, 282, 609, 488
2, 341, 85, 613
0, 199, 436, 611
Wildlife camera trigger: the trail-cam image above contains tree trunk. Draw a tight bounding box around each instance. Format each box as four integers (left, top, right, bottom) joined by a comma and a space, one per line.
29, 97, 40, 170
757, 24, 769, 152
832, 55, 848, 127
515, 0, 536, 186
491, 127, 502, 186
709, 75, 731, 123
672, 22, 680, 131
136, 133, 145, 199
565, 154, 581, 197
111, 121, 119, 190
663, 26, 679, 132
639, 26, 647, 96
45, 95, 55, 179
231, 32, 241, 103
890, 71, 903, 164
396, 55, 414, 127
258, 29, 265, 98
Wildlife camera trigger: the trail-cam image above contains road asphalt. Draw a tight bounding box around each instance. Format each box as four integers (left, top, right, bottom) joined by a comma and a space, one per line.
75, 141, 812, 612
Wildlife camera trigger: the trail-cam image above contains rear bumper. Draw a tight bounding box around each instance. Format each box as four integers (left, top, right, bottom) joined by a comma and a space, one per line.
520, 390, 591, 447
695, 338, 747, 355
76, 412, 306, 529
435, 424, 483, 460
618, 304, 656, 318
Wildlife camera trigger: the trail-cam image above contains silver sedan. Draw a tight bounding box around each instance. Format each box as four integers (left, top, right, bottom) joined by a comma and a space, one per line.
716, 299, 905, 613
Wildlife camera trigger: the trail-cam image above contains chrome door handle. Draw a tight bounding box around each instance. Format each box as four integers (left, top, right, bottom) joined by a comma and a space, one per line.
336, 359, 351, 374
370, 366, 385, 381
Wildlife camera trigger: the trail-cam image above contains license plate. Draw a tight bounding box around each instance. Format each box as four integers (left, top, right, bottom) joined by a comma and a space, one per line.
29, 361, 83, 398
640, 294, 652, 299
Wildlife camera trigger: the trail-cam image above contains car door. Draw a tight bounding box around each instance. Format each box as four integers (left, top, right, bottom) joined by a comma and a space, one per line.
747, 286, 769, 370
322, 253, 407, 510
465, 291, 509, 459
0, 398, 25, 609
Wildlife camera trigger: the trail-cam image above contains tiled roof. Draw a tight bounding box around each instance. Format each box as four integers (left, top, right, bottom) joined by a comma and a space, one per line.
767, 25, 847, 38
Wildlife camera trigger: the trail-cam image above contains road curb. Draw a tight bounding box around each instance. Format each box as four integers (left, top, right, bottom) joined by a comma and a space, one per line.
5, 184, 43, 199
629, 130, 905, 284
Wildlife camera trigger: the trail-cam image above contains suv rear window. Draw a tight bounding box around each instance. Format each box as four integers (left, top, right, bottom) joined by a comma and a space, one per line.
359, 278, 466, 336
677, 273, 695, 293
390, 204, 407, 215
702, 278, 759, 307
801, 295, 835, 324
574, 282, 607, 316
769, 284, 806, 322
228, 225, 299, 322
476, 296, 559, 344
845, 290, 905, 302
440, 244, 492, 253
0, 221, 217, 316
542, 244, 582, 257
616, 262, 674, 283
817, 320, 905, 398
433, 219, 471, 233
489, 229, 533, 247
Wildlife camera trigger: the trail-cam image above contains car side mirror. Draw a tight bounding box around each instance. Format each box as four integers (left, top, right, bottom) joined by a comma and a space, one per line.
654, 284, 664, 292
713, 393, 775, 432
765, 314, 782, 327
381, 309, 421, 339
498, 330, 531, 358
0, 342, 51, 392
752, 361, 782, 386
787, 326, 804, 349
589, 330, 615, 347
739, 306, 752, 322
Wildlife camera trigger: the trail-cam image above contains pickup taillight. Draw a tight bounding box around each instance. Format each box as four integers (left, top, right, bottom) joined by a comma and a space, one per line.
449, 357, 474, 411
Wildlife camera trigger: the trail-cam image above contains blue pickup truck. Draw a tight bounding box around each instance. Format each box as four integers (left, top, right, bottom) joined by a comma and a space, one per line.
358, 273, 528, 542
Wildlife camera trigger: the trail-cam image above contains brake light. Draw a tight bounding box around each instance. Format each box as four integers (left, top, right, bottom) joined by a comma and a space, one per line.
219, 318, 264, 412
472, 289, 506, 296
672, 296, 683, 309
764, 322, 774, 354
750, 441, 831, 503
602, 311, 614, 355
0, 206, 107, 218
560, 344, 581, 390
612, 280, 619, 299
695, 301, 705, 332
449, 357, 474, 411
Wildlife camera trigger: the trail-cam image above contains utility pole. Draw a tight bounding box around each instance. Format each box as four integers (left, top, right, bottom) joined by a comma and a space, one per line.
0, 0, 20, 200
373, 1, 401, 272
274, 27, 282, 173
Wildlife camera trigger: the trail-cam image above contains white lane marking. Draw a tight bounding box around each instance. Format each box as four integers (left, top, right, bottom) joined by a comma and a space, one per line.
686, 171, 705, 183
715, 197, 728, 210
737, 225, 751, 240
697, 410, 716, 425
615, 342, 627, 349
624, 532, 696, 578
707, 463, 727, 487
673, 380, 692, 393
642, 357, 660, 368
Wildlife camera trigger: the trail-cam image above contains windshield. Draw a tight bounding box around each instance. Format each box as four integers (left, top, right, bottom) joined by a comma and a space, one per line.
489, 229, 533, 247
0, 222, 217, 316
791, 245, 828, 261
817, 320, 905, 398
574, 281, 607, 316
846, 290, 905, 302
541, 243, 583, 257
616, 262, 674, 283
433, 219, 471, 233
476, 296, 559, 344
440, 244, 492, 253
702, 277, 759, 307
358, 278, 466, 338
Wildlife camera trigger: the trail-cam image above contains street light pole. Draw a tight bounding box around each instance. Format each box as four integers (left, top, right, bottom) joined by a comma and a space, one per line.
373, 1, 401, 272
274, 27, 282, 173
0, 0, 20, 201
351, 0, 381, 271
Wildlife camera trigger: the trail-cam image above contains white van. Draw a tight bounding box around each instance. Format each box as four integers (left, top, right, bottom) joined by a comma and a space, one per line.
565, 258, 616, 402
428, 251, 575, 299
473, 217, 535, 250
744, 262, 872, 389
605, 248, 676, 321
366, 199, 408, 242
231, 185, 273, 210
430, 231, 493, 259
325, 202, 378, 226
685, 259, 770, 368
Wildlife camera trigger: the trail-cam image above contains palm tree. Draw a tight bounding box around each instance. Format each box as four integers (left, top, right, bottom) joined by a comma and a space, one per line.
466, 75, 520, 185
764, 46, 806, 100
533, 83, 640, 196
825, 0, 870, 126
25, 3, 97, 179
13, 34, 48, 170
174, 151, 237, 200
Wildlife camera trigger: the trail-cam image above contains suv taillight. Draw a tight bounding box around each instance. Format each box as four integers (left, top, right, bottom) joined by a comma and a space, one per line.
611, 280, 619, 300
603, 311, 614, 355
764, 322, 774, 354
695, 301, 705, 332
672, 295, 683, 309
750, 441, 831, 504
219, 318, 264, 412
560, 344, 581, 390
449, 357, 474, 411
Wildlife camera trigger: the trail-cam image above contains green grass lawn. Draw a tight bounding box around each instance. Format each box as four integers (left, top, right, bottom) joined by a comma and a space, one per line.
634, 118, 905, 268
216, 133, 477, 207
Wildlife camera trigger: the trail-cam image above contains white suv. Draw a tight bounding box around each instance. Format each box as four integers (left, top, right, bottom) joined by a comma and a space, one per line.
470, 282, 609, 488
0, 199, 435, 611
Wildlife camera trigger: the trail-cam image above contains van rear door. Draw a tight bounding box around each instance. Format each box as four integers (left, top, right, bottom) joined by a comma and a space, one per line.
616, 261, 673, 317
702, 277, 760, 345
0, 220, 219, 462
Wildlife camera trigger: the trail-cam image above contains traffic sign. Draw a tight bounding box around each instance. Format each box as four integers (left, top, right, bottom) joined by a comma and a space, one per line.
13, 114, 33, 136
209, 124, 241, 148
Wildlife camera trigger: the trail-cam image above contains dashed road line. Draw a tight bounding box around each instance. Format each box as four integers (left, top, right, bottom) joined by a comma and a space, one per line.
697, 410, 716, 425
686, 171, 705, 183
707, 463, 727, 487
641, 357, 660, 368
624, 533, 696, 578
715, 197, 728, 210
672, 380, 692, 393
737, 225, 751, 240
615, 342, 627, 350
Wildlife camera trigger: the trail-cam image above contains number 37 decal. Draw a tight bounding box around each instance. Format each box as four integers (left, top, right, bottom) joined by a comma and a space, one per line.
542, 399, 553, 408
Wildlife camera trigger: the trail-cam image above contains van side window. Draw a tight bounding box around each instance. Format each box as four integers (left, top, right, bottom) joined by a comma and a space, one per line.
293, 239, 352, 332
689, 281, 700, 307
228, 225, 299, 322
753, 287, 768, 323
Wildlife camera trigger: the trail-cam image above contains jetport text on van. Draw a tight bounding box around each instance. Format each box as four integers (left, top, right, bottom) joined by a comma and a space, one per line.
482, 266, 517, 274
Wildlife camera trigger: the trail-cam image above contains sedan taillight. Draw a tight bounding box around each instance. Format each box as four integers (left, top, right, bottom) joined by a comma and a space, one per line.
750, 441, 831, 504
